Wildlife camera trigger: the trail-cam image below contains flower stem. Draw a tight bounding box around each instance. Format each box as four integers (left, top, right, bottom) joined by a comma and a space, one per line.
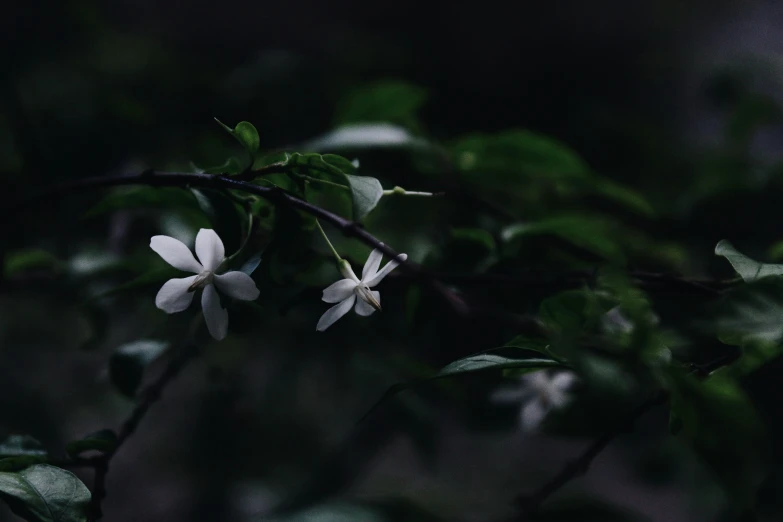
382, 186, 444, 197
315, 219, 342, 262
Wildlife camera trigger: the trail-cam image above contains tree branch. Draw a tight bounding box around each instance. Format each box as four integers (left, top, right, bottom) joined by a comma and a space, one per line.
8, 170, 478, 317
514, 348, 742, 519
87, 343, 201, 521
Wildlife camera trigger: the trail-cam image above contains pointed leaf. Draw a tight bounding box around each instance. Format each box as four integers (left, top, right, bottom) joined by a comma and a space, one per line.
343, 174, 383, 220
214, 119, 260, 154
0, 465, 91, 522
360, 350, 562, 422
715, 240, 783, 282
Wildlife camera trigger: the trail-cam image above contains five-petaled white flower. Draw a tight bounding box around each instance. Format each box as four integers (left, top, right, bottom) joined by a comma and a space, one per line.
491, 370, 577, 432
150, 229, 260, 341
316, 248, 407, 331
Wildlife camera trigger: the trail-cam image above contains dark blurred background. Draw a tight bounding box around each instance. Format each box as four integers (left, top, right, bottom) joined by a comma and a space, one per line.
3, 1, 783, 521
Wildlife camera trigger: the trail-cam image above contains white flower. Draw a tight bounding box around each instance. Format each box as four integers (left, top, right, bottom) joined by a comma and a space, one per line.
491, 370, 577, 432
316, 248, 407, 331
150, 229, 260, 340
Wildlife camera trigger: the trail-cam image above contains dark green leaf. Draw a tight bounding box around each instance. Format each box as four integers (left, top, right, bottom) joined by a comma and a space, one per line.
454, 130, 589, 182
503, 215, 625, 264
360, 350, 562, 422
65, 430, 117, 458
0, 436, 48, 472
3, 250, 61, 278
336, 81, 428, 128
715, 240, 783, 282
0, 464, 91, 522
503, 335, 557, 359
233, 121, 260, 154
214, 118, 260, 154
109, 340, 169, 398
668, 370, 768, 506
450, 228, 496, 252
283, 152, 384, 220
539, 290, 612, 334
343, 174, 383, 220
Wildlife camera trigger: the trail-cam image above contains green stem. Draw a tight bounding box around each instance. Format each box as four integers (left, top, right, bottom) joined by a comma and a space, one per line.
300, 175, 349, 190
315, 219, 342, 262
382, 186, 444, 197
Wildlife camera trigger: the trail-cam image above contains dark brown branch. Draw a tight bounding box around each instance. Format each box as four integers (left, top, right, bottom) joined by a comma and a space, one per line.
87, 343, 201, 521
514, 348, 742, 520
7, 170, 475, 317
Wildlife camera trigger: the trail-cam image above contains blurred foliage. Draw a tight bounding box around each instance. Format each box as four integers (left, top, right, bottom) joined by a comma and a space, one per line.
5, 3, 783, 521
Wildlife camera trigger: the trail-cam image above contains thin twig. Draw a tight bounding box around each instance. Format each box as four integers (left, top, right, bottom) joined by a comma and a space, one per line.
7, 170, 475, 317
514, 348, 742, 519
87, 343, 201, 521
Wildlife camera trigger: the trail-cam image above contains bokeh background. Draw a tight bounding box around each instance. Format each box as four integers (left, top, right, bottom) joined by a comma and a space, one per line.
3, 1, 783, 521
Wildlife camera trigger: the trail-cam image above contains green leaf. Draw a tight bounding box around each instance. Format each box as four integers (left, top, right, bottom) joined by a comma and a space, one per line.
343, 174, 383, 221
3, 250, 61, 278
109, 340, 169, 398
65, 430, 117, 458
715, 239, 783, 282
452, 130, 652, 216
450, 228, 496, 252
284, 152, 384, 220
0, 464, 91, 522
233, 121, 260, 154
214, 118, 260, 154
503, 335, 557, 359
0, 436, 48, 472
668, 370, 768, 506
336, 81, 428, 129
454, 130, 589, 181
714, 278, 783, 374
539, 290, 612, 334
360, 350, 562, 422
502, 215, 625, 264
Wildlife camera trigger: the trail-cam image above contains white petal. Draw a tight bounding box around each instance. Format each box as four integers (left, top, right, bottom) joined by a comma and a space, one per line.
490, 385, 528, 403
548, 388, 571, 409
551, 371, 577, 391
150, 236, 203, 273
322, 279, 358, 303
354, 291, 380, 316
361, 249, 383, 280
316, 295, 356, 331
521, 371, 550, 388
195, 229, 225, 272
202, 284, 228, 340
364, 253, 407, 287
214, 271, 260, 301
155, 276, 198, 313
520, 400, 550, 432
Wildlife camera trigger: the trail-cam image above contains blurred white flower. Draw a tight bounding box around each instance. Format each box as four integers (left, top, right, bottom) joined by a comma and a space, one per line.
316, 248, 407, 331
150, 229, 260, 340
491, 370, 577, 432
